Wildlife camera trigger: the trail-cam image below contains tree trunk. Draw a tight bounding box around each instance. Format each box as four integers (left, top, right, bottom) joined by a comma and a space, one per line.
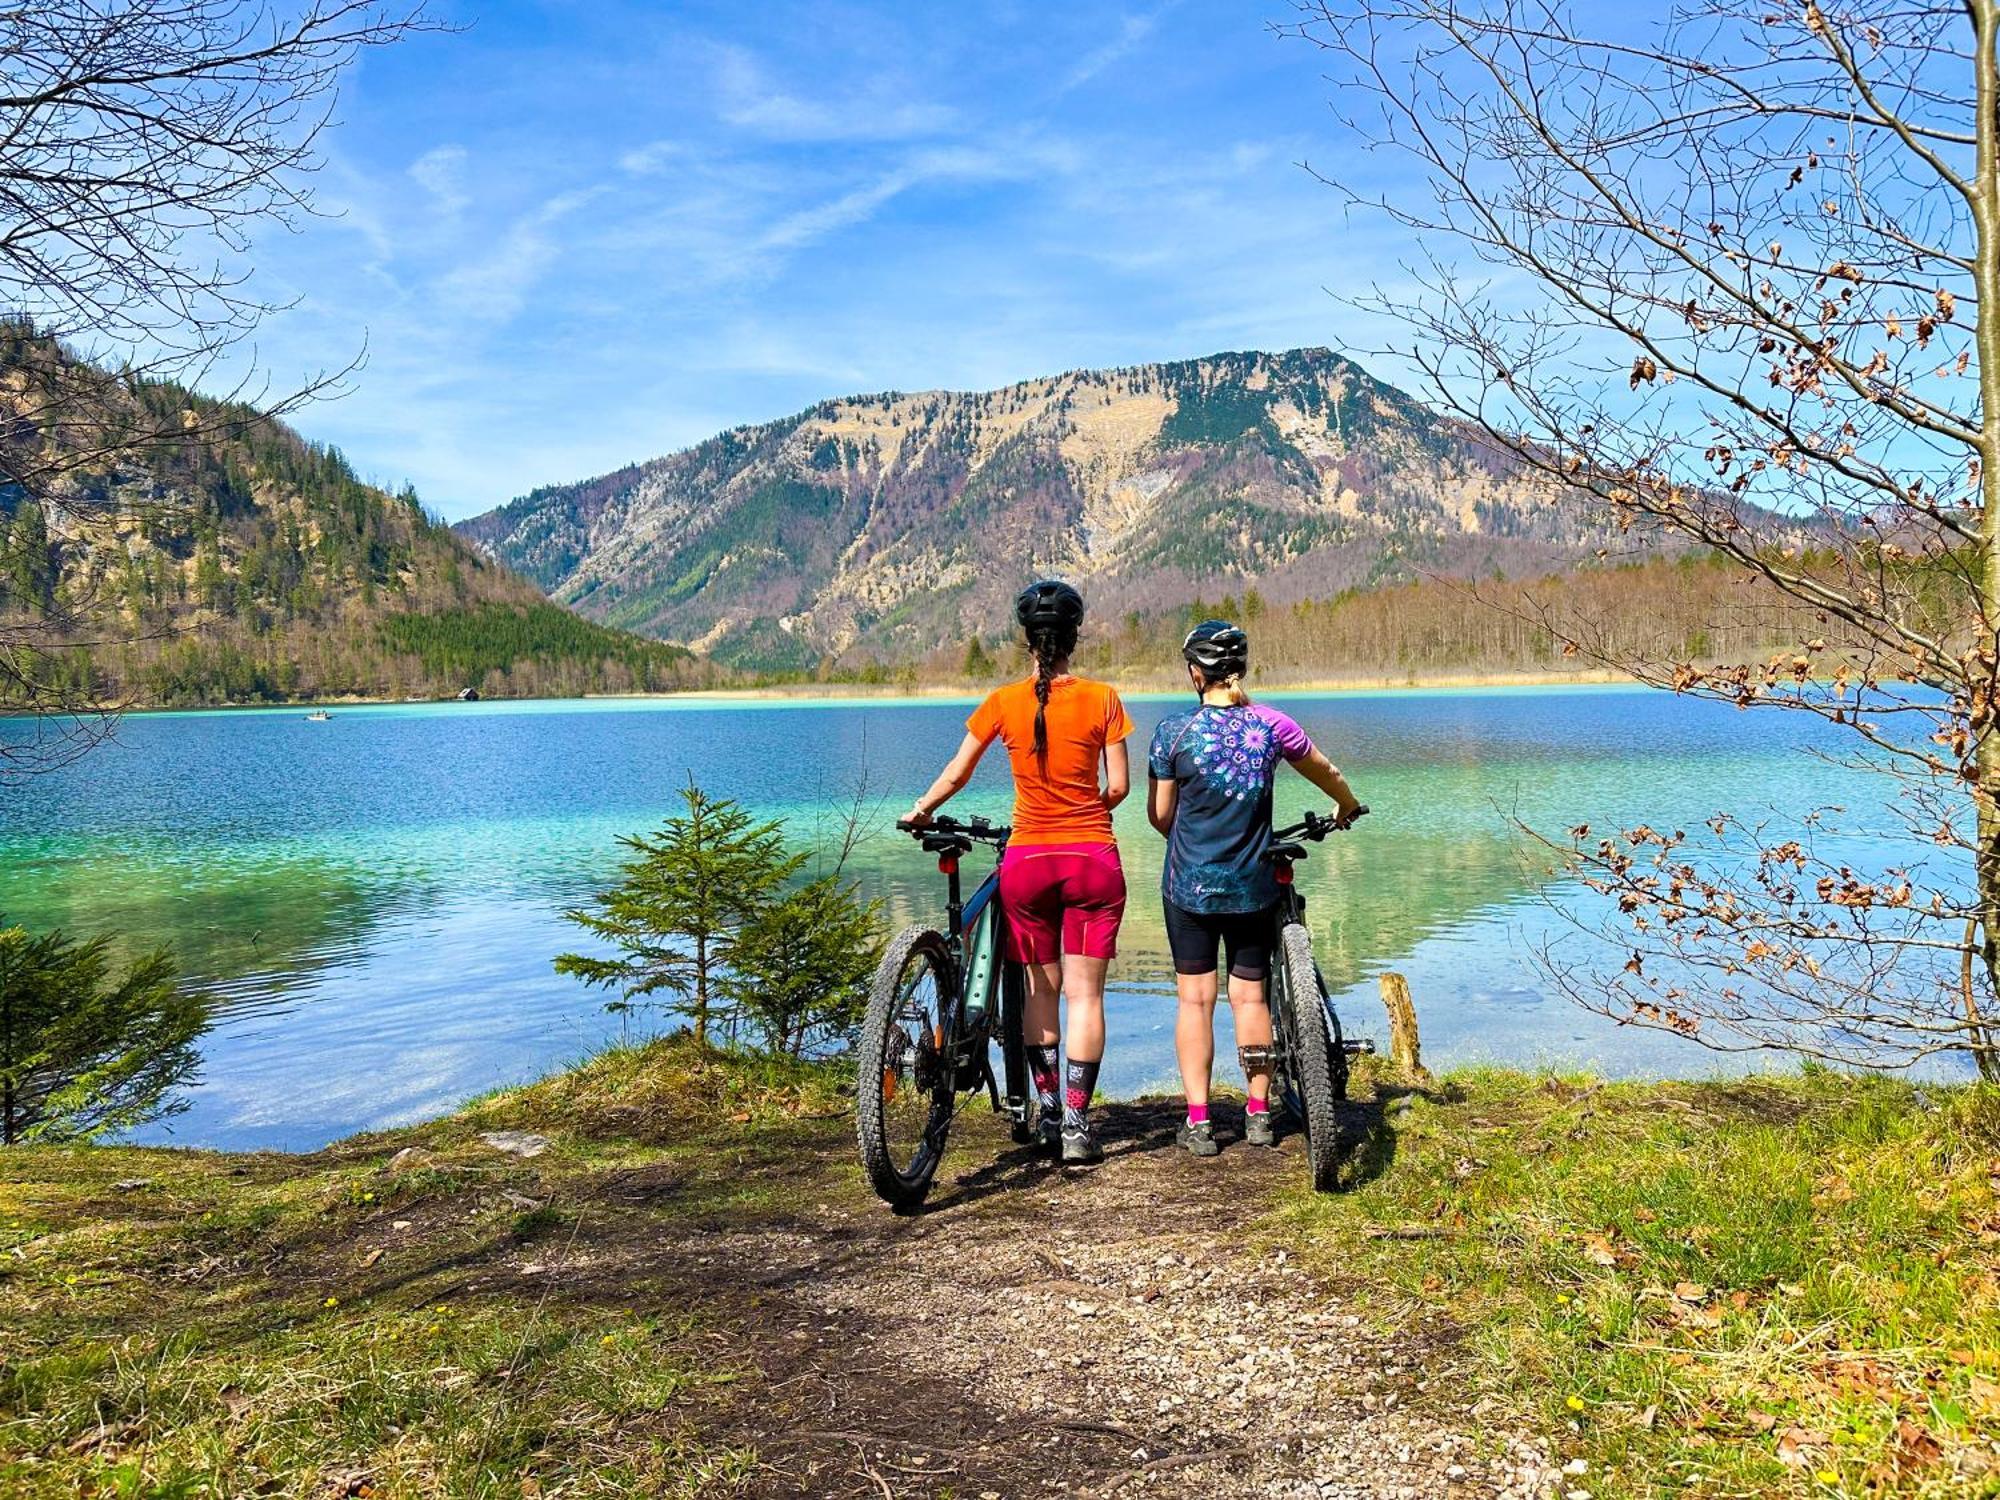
694, 931, 709, 1046
1378, 971, 1430, 1084
1972, 0, 2000, 1083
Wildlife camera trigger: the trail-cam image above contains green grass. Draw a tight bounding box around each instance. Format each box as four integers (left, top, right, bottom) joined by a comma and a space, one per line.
6, 1036, 1996, 1496
1278, 1067, 2000, 1497
0, 1037, 854, 1498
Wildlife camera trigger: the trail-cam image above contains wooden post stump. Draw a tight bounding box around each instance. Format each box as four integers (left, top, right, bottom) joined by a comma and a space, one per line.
1378, 971, 1431, 1084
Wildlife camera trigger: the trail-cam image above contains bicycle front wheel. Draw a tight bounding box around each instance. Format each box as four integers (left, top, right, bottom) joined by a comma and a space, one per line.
1272, 920, 1343, 1192
855, 926, 960, 1209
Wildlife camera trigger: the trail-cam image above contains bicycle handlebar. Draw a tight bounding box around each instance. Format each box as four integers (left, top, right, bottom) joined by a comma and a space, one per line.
1272, 805, 1371, 843
896, 813, 1012, 844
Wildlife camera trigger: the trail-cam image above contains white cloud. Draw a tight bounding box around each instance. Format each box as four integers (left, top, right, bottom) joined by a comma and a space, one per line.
759, 172, 915, 252
712, 44, 955, 142
618, 140, 687, 176
432, 187, 606, 324
1061, 9, 1163, 92
755, 139, 1074, 255
408, 144, 471, 215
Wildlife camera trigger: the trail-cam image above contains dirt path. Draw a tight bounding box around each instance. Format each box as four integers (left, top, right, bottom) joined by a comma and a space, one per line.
2, 1058, 1564, 1497
659, 1099, 1557, 1499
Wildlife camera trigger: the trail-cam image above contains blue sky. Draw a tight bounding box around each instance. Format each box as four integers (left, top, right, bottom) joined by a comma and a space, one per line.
240, 1, 1402, 520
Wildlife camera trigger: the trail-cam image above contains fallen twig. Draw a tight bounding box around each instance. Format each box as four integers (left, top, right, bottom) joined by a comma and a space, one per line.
849, 1440, 896, 1500
781, 1430, 968, 1455
1055, 1418, 1147, 1442
1096, 1443, 1255, 1496
1364, 1225, 1458, 1241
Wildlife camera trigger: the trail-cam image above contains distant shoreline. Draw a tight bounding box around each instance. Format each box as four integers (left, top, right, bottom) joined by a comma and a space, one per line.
30, 667, 1640, 718
675, 668, 1633, 702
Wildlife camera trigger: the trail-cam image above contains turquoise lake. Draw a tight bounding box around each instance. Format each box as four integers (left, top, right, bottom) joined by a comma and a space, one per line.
0, 686, 1936, 1150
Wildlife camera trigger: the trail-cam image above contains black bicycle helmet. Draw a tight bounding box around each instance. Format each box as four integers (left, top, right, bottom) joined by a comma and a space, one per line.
1015, 579, 1085, 631
1183, 618, 1249, 675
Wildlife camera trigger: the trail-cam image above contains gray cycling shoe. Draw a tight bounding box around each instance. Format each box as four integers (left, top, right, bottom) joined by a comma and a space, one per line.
1176, 1118, 1220, 1157
1244, 1108, 1277, 1148
1061, 1123, 1105, 1165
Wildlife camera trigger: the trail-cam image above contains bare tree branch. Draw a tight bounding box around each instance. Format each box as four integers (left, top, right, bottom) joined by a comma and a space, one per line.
0, 1, 434, 775
1284, 0, 2000, 1075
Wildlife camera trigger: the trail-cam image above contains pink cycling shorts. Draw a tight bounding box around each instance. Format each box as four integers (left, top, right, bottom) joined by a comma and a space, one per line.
997, 842, 1126, 964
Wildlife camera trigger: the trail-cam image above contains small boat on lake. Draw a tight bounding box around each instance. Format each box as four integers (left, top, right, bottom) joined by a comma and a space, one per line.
305, 710, 332, 722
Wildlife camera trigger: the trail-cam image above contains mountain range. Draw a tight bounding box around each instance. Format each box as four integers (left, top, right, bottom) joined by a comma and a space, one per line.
455, 347, 1625, 673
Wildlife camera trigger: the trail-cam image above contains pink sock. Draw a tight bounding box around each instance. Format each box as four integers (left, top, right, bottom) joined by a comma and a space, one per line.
1186, 1103, 1209, 1125
1246, 1096, 1269, 1115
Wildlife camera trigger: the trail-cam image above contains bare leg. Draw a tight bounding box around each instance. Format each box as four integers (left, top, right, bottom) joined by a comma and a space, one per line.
1175, 971, 1220, 1106
1023, 960, 1061, 1048
1228, 974, 1273, 1102
1062, 953, 1108, 1062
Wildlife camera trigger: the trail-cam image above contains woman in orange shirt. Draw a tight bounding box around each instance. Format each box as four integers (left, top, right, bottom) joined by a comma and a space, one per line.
906, 580, 1134, 1164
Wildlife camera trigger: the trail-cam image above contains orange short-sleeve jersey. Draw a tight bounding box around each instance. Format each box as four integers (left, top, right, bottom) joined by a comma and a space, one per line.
966, 675, 1135, 846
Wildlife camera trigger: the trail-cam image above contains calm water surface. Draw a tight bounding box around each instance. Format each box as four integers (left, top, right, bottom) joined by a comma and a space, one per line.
0, 687, 1923, 1149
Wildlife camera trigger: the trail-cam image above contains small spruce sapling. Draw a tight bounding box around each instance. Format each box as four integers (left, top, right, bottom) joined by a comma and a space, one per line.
556, 780, 801, 1044
0, 922, 205, 1145
727, 875, 882, 1057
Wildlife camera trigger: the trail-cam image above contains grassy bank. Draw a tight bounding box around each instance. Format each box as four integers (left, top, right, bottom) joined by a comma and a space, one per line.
1283, 1067, 2000, 1496
4, 1043, 1996, 1496
0, 1043, 857, 1498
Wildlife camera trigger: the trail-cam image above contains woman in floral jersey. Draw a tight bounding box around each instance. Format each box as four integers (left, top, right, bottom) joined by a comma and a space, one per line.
1146, 620, 1364, 1157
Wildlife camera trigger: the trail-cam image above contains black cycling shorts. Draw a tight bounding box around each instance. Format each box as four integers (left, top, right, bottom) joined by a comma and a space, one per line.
1162, 901, 1275, 981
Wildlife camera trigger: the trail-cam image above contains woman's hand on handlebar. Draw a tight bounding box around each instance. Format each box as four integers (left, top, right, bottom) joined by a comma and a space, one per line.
903, 802, 933, 829
1333, 798, 1367, 830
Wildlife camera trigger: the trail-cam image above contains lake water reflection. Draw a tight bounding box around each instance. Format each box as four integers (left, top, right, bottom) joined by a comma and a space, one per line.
0, 686, 1914, 1149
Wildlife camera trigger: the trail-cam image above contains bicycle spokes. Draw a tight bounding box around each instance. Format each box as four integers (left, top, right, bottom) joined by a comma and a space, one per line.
875, 947, 953, 1182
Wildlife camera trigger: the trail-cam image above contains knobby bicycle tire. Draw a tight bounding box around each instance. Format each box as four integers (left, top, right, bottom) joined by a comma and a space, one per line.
855, 925, 959, 1209
1274, 919, 1344, 1193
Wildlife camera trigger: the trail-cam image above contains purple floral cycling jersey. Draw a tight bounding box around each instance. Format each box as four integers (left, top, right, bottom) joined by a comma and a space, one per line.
1148, 703, 1314, 914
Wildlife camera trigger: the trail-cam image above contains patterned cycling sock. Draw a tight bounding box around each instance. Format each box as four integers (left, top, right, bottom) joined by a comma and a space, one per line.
1026, 1044, 1061, 1117
1246, 1095, 1270, 1115
1186, 1102, 1210, 1126
1063, 1056, 1101, 1132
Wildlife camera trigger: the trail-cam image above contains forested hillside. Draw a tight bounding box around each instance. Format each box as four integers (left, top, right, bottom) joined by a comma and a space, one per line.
819, 547, 1869, 691
0, 325, 716, 706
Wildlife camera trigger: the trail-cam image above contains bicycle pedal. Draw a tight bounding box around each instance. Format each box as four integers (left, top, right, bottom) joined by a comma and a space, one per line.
1341, 1038, 1376, 1055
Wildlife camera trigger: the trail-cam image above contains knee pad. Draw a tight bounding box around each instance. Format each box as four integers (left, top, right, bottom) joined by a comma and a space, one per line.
1238, 1045, 1274, 1076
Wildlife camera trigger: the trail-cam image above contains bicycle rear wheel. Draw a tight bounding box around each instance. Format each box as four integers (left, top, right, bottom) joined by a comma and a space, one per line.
1272, 920, 1343, 1192
998, 959, 1032, 1144
855, 926, 960, 1208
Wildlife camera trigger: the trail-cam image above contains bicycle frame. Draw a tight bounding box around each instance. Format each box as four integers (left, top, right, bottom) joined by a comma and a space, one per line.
1271, 857, 1309, 928
1266, 806, 1376, 1091
920, 823, 1031, 1136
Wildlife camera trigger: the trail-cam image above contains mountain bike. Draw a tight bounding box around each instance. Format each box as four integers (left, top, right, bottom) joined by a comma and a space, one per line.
1266, 805, 1374, 1192
855, 814, 1031, 1209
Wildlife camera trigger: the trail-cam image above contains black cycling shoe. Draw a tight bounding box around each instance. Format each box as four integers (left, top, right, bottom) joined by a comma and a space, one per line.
1061, 1123, 1105, 1165
1177, 1118, 1221, 1158
1034, 1111, 1062, 1153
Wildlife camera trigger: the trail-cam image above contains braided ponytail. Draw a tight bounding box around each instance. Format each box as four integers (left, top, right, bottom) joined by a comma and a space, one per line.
1197, 666, 1251, 707
1027, 622, 1078, 764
